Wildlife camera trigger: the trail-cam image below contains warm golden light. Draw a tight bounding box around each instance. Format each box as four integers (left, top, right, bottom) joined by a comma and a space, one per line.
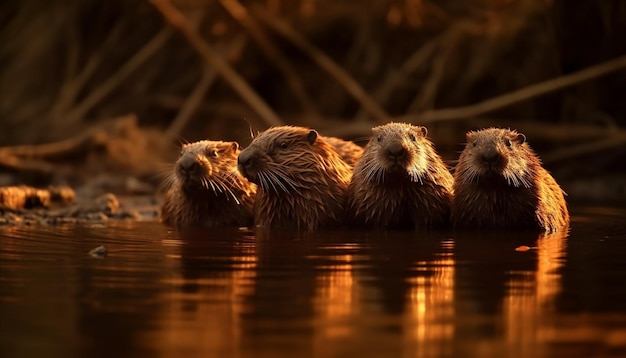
145, 239, 257, 356
404, 242, 455, 357
503, 232, 567, 356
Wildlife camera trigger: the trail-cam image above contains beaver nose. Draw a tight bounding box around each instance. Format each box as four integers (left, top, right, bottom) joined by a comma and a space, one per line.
178, 155, 197, 174
386, 142, 406, 159
481, 149, 502, 164
238, 150, 254, 170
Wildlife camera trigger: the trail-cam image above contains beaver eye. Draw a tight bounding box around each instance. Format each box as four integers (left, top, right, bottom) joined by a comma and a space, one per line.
208, 149, 218, 157
279, 142, 288, 149
505, 139, 512, 148
376, 135, 381, 142
409, 134, 417, 142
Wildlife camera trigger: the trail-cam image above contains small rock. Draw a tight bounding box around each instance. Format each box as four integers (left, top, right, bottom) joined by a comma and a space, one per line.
89, 245, 108, 257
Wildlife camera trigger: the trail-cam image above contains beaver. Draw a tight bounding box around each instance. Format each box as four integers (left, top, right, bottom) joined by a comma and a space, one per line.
346, 122, 454, 228
237, 125, 352, 231
323, 136, 364, 168
451, 127, 570, 233
160, 140, 256, 227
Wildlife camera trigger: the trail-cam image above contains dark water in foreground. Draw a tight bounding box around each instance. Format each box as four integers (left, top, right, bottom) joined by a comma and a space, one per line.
1, 207, 625, 358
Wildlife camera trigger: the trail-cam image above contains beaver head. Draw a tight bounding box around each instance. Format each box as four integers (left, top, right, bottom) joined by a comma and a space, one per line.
455, 128, 539, 188
356, 122, 439, 185
238, 126, 350, 193
170, 140, 245, 198
237, 125, 352, 230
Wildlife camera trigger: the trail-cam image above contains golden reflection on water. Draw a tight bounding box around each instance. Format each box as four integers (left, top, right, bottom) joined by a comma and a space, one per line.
314, 254, 356, 327
503, 231, 567, 357
313, 253, 359, 357
404, 242, 455, 357
5, 216, 626, 357
146, 236, 257, 356
143, 232, 569, 357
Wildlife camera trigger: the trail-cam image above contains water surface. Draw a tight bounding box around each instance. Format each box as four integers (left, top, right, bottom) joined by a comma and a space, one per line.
1, 207, 625, 357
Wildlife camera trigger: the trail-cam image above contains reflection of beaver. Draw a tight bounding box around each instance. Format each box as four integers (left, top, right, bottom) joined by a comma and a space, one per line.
161, 140, 256, 227
346, 122, 453, 228
323, 136, 364, 167
451, 128, 569, 233
237, 126, 352, 231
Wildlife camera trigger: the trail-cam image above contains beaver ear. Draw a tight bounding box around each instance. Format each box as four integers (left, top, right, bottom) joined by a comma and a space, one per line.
515, 133, 526, 144
307, 130, 318, 145
230, 141, 240, 152
418, 126, 428, 137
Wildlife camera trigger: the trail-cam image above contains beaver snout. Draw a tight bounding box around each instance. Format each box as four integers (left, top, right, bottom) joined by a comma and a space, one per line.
178, 155, 199, 177
237, 149, 257, 180
238, 150, 254, 169
480, 148, 502, 165
385, 141, 406, 160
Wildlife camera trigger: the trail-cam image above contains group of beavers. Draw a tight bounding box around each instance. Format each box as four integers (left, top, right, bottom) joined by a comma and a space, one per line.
160, 123, 570, 233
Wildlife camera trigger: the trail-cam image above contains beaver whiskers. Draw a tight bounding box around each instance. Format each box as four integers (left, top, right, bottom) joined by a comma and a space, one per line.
501, 166, 534, 188
359, 154, 435, 185
360, 159, 385, 184
347, 122, 453, 228
160, 140, 256, 228
203, 170, 245, 205
451, 127, 569, 233
454, 144, 533, 189
255, 163, 299, 194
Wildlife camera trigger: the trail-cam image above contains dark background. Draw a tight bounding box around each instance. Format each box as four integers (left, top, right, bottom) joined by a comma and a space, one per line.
1, 0, 625, 202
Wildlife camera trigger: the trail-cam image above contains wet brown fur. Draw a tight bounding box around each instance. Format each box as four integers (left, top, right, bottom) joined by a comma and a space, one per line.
451, 128, 569, 233
160, 140, 256, 227
347, 122, 454, 228
237, 126, 352, 231
323, 136, 364, 168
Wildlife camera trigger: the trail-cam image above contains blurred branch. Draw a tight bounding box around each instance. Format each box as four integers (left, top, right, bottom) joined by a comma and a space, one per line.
355, 37, 439, 121
63, 27, 172, 126
166, 35, 248, 138
0, 153, 57, 173
407, 27, 463, 113
49, 22, 125, 118
319, 117, 626, 143
0, 116, 137, 159
542, 131, 626, 164
219, 0, 318, 115
471, 119, 618, 141
397, 54, 626, 123
251, 5, 390, 124
150, 0, 283, 127
0, 115, 137, 173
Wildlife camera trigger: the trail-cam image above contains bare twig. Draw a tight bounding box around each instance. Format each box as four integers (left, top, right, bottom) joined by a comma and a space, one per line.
467, 119, 618, 141
62, 27, 172, 126
317, 117, 625, 143
0, 153, 57, 173
166, 67, 218, 139
49, 21, 125, 118
407, 28, 461, 113
150, 0, 283, 127
0, 115, 136, 159
166, 35, 248, 138
251, 5, 390, 124
396, 54, 626, 123
542, 132, 626, 164
354, 37, 440, 121
219, 0, 318, 115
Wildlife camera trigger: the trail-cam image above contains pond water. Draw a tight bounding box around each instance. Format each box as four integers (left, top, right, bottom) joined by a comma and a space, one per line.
1, 206, 625, 357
